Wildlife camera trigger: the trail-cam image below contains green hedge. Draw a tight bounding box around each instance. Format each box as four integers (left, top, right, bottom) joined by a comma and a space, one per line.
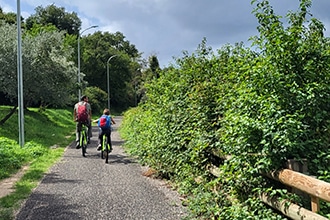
121, 1, 330, 219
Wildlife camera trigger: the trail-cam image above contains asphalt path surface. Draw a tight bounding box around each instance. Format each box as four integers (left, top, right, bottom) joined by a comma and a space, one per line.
15, 116, 188, 220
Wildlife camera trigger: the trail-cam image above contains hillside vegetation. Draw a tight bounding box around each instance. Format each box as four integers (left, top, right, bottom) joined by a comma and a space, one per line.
120, 1, 330, 219
0, 107, 75, 219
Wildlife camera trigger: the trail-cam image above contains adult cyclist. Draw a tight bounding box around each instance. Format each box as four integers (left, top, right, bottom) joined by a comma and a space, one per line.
73, 95, 92, 149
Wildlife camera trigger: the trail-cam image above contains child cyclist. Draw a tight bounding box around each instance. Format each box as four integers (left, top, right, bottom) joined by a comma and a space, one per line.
93, 108, 116, 151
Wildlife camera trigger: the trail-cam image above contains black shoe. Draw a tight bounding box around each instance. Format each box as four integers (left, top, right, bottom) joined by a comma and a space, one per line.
76, 144, 81, 149
87, 139, 90, 144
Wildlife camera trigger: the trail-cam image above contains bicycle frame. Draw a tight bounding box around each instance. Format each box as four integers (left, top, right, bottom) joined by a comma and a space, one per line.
101, 133, 111, 163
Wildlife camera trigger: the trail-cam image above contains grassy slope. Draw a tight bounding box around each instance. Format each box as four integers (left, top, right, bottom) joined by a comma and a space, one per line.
0, 106, 76, 220
0, 106, 75, 146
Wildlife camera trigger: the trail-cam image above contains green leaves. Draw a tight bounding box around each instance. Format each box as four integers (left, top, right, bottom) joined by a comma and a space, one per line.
121, 0, 330, 219
0, 23, 77, 107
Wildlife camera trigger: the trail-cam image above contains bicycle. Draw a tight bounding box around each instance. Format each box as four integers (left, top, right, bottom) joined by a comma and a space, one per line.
79, 123, 88, 157
100, 132, 112, 163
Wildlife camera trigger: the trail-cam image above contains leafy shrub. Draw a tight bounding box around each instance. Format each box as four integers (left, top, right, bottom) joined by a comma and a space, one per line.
121, 0, 330, 219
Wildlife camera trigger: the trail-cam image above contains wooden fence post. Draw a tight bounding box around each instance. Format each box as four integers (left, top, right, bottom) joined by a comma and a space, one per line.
286, 159, 320, 213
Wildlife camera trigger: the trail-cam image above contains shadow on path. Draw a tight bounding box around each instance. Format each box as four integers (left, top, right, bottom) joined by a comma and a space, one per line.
16, 193, 82, 220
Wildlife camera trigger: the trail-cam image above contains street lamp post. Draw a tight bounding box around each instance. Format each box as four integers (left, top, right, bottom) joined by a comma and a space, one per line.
77, 25, 98, 100
17, 0, 24, 147
107, 55, 118, 110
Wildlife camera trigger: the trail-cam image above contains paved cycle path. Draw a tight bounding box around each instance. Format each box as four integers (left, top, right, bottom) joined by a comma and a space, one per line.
15, 116, 188, 220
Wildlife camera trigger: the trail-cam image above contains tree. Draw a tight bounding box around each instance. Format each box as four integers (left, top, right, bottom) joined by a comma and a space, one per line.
0, 24, 17, 104
25, 4, 81, 35
132, 54, 162, 104
78, 31, 142, 110
23, 27, 78, 107
0, 23, 77, 124
0, 7, 23, 25
148, 55, 161, 78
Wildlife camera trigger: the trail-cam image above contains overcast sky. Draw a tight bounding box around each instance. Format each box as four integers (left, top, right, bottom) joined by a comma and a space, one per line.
1, 0, 330, 67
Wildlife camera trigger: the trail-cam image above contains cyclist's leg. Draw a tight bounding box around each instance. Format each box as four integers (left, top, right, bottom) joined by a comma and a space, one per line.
97, 128, 103, 151
81, 124, 87, 156
104, 130, 110, 163
87, 119, 92, 143
83, 124, 88, 145
76, 122, 82, 149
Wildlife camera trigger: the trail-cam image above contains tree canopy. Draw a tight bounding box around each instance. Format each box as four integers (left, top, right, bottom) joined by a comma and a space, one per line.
0, 7, 22, 25
78, 31, 142, 110
0, 23, 77, 108
0, 3, 158, 119
25, 4, 81, 35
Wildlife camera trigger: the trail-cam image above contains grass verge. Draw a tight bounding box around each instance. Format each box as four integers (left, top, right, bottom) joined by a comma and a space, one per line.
0, 106, 75, 220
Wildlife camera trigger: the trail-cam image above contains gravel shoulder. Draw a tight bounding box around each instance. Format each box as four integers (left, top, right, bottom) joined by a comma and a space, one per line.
13, 116, 188, 220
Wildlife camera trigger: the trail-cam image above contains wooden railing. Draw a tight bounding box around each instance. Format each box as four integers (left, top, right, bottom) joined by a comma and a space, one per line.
208, 158, 330, 220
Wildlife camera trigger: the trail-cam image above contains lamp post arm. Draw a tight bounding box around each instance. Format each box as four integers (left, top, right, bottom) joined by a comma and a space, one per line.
107, 55, 118, 110
77, 25, 98, 101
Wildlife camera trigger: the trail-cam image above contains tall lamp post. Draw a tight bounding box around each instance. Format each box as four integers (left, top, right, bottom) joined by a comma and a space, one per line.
17, 0, 24, 147
77, 25, 98, 100
107, 55, 118, 110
